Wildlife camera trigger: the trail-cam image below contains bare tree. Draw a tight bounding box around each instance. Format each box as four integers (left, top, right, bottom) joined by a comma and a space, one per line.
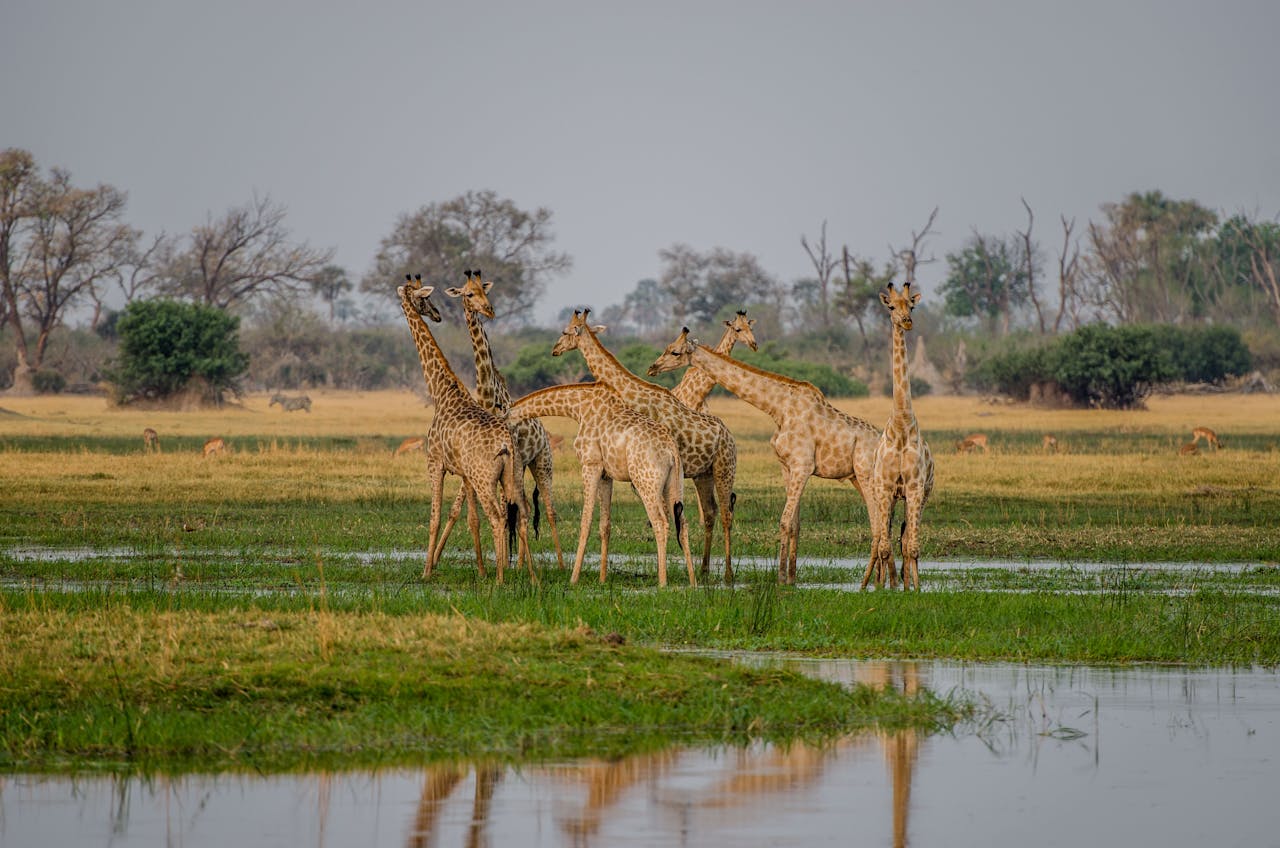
161, 194, 333, 310
0, 149, 39, 363
1018, 199, 1048, 334
88, 231, 168, 329
1054, 215, 1084, 331
896, 207, 940, 285
1, 149, 135, 392
801, 221, 838, 328
836, 248, 893, 346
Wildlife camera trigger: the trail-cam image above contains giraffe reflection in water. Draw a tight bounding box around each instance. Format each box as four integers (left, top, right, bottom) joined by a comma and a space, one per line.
402, 661, 922, 848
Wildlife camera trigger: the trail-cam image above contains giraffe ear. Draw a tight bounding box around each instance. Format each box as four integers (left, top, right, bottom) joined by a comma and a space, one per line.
748, 318, 756, 327
418, 285, 435, 297
592, 324, 607, 335
910, 292, 922, 306
444, 287, 463, 298
723, 319, 733, 328
482, 281, 493, 293
879, 290, 893, 308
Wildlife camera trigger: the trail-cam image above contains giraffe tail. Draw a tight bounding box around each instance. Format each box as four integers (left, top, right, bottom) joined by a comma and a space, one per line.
507, 501, 519, 553
673, 501, 684, 538
531, 485, 542, 540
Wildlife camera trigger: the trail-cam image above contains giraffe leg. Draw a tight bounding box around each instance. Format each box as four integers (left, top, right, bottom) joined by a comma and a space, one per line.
862, 486, 894, 590
570, 468, 601, 585
437, 485, 466, 557
714, 457, 735, 585
692, 475, 717, 577
777, 468, 810, 585
902, 490, 924, 591
597, 477, 613, 584
473, 485, 508, 586
531, 450, 566, 570
643, 487, 669, 589
423, 458, 447, 579
670, 471, 697, 587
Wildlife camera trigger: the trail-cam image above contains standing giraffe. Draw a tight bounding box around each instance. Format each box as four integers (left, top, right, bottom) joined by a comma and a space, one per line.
553, 310, 737, 583
508, 383, 695, 587
648, 329, 880, 584
142, 427, 159, 452
442, 269, 564, 569
671, 310, 758, 412
395, 275, 531, 583
861, 282, 934, 591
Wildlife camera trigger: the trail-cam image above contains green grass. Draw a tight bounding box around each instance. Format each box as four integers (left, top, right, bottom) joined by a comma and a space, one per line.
0, 601, 964, 774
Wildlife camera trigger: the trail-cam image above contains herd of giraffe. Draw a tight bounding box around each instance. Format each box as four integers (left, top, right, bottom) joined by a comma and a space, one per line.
145, 269, 1227, 590
389, 270, 931, 590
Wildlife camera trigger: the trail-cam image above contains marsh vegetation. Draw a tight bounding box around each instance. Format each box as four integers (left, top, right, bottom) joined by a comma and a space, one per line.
2, 391, 1278, 773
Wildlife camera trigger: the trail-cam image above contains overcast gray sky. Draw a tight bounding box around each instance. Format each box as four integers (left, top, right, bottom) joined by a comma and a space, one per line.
4, 0, 1278, 325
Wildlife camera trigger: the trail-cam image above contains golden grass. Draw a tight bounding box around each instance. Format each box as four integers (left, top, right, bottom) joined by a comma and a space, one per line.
2, 390, 1278, 507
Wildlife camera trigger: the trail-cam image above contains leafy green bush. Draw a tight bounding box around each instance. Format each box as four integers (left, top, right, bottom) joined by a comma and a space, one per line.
1149, 324, 1252, 384
31, 369, 66, 394
106, 300, 249, 404
1052, 324, 1175, 409
738, 343, 869, 398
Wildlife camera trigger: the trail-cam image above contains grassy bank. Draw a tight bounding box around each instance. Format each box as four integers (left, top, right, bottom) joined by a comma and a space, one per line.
0, 603, 961, 773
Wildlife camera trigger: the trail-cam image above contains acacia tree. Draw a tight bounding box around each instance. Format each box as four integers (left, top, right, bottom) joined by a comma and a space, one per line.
160, 194, 333, 310
0, 148, 136, 393
657, 244, 778, 326
364, 190, 571, 321
1083, 191, 1217, 325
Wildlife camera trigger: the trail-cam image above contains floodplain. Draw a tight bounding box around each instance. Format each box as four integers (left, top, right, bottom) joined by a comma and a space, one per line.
1, 390, 1277, 844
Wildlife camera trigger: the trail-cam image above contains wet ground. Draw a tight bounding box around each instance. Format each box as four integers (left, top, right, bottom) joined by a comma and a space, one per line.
3, 658, 1276, 847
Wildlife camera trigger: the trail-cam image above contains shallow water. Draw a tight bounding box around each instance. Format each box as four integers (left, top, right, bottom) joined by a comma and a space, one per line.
3, 659, 1276, 847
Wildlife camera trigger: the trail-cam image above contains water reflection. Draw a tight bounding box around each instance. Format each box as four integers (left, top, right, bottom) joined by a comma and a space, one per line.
3, 660, 1277, 847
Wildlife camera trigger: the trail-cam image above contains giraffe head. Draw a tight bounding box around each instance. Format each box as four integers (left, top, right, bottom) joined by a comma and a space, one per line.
724, 310, 759, 351
397, 273, 442, 322
551, 309, 606, 357
646, 327, 696, 376
879, 282, 922, 332
444, 268, 496, 319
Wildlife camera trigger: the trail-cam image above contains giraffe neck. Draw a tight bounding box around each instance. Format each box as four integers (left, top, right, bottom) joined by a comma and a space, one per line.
673, 326, 738, 408
400, 300, 468, 405
577, 326, 657, 403
687, 345, 792, 423
888, 324, 915, 432
464, 308, 511, 412
508, 383, 607, 423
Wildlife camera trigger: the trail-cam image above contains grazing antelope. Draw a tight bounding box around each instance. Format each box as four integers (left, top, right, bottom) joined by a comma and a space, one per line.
143, 427, 159, 452
1042, 434, 1058, 453
955, 434, 988, 454
1178, 441, 1198, 456
270, 392, 312, 412
394, 436, 426, 456
202, 437, 227, 457
1191, 427, 1221, 450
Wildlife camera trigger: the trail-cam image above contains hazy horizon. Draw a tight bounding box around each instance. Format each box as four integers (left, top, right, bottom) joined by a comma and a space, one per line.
4, 0, 1278, 325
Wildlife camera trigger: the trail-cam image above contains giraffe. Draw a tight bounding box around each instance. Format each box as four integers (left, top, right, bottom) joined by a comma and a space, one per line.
202, 437, 226, 457
860, 282, 934, 591
507, 382, 695, 587
443, 269, 565, 569
395, 275, 531, 583
553, 310, 737, 583
142, 427, 159, 452
648, 328, 881, 584
671, 310, 758, 412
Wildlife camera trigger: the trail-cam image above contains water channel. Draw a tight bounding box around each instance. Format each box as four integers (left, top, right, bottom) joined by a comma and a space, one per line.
3, 658, 1275, 847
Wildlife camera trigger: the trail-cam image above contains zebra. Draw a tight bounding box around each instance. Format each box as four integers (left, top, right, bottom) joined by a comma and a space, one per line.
269, 392, 312, 412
